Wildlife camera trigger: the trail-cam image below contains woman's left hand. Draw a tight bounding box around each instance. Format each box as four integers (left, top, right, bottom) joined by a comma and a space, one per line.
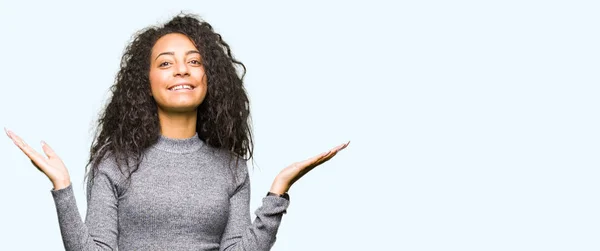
270, 141, 350, 194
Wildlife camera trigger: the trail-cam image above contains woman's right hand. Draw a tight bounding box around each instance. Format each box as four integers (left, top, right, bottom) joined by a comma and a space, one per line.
5, 128, 71, 190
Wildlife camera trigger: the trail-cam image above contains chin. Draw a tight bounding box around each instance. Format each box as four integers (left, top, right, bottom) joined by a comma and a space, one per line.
155, 95, 206, 113
170, 105, 200, 113
157, 102, 200, 113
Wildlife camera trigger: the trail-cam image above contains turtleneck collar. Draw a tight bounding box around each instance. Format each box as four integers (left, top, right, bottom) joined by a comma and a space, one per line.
150, 132, 204, 153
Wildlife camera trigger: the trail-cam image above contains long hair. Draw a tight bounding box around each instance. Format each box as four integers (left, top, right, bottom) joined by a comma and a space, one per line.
84, 13, 253, 191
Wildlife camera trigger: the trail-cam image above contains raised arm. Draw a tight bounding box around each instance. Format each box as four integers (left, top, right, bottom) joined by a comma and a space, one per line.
6, 128, 120, 250
51, 156, 121, 250
219, 164, 290, 251
220, 140, 349, 251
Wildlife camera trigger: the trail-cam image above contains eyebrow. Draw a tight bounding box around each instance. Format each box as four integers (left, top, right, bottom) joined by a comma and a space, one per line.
154, 50, 201, 61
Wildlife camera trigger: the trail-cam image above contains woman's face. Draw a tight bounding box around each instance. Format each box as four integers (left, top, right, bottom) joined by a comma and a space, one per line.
149, 33, 208, 113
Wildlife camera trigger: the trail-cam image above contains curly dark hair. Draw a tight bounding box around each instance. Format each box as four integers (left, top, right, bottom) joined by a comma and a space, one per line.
84, 13, 253, 190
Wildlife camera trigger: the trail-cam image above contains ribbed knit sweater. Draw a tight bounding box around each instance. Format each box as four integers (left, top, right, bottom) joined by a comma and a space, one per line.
50, 133, 289, 250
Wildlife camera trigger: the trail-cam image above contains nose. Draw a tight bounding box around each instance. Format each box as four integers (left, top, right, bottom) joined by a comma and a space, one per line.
173, 61, 190, 77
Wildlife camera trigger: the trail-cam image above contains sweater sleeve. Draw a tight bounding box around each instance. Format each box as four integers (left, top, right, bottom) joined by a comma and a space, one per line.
50, 156, 122, 250
219, 164, 290, 251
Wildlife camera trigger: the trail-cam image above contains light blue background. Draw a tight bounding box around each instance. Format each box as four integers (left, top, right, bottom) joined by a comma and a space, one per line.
1, 0, 598, 250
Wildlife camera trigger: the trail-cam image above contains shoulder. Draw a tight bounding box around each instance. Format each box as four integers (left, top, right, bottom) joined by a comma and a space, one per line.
90, 151, 130, 186
203, 145, 249, 185
85, 151, 131, 199
203, 144, 247, 168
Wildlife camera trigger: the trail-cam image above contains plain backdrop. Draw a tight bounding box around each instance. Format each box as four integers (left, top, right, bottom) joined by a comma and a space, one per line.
1, 0, 598, 250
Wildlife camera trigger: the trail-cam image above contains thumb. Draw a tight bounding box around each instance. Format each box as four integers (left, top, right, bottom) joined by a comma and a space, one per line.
41, 141, 56, 158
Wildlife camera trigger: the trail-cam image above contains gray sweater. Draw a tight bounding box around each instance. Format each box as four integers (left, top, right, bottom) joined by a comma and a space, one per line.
50, 133, 289, 251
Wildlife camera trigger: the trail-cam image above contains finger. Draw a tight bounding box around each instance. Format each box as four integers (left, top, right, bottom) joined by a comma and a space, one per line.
41, 141, 57, 158
340, 140, 350, 150
5, 128, 22, 146
326, 143, 345, 155
296, 141, 350, 169
318, 143, 346, 162
31, 160, 44, 173
7, 130, 49, 168
315, 141, 349, 165
314, 151, 338, 166
297, 150, 331, 168
333, 140, 350, 152
6, 129, 27, 148
23, 144, 50, 170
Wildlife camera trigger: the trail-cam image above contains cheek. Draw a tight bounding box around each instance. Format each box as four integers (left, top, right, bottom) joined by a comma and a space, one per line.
200, 74, 208, 86
149, 70, 168, 91
192, 68, 207, 83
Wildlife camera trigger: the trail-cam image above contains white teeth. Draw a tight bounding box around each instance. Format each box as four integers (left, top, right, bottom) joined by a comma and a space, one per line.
170, 85, 193, 91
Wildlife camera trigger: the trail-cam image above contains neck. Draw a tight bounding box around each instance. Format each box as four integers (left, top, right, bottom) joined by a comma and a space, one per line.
157, 109, 197, 139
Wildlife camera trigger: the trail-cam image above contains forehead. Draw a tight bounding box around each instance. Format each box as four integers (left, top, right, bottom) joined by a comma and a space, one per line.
151, 33, 198, 55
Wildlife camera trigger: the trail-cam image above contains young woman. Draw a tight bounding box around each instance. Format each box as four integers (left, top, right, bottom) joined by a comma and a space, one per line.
5, 13, 348, 251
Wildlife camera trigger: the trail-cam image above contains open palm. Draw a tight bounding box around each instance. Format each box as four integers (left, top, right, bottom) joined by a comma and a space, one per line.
5, 128, 70, 189
271, 141, 350, 193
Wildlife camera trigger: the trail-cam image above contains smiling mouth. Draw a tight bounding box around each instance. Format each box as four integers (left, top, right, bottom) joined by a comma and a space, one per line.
169, 84, 195, 91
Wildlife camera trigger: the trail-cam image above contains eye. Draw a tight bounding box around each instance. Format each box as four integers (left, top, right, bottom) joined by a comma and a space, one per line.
159, 61, 171, 67
189, 59, 202, 65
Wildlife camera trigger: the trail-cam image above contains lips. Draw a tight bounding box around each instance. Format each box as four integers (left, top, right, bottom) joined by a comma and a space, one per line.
168, 83, 196, 91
